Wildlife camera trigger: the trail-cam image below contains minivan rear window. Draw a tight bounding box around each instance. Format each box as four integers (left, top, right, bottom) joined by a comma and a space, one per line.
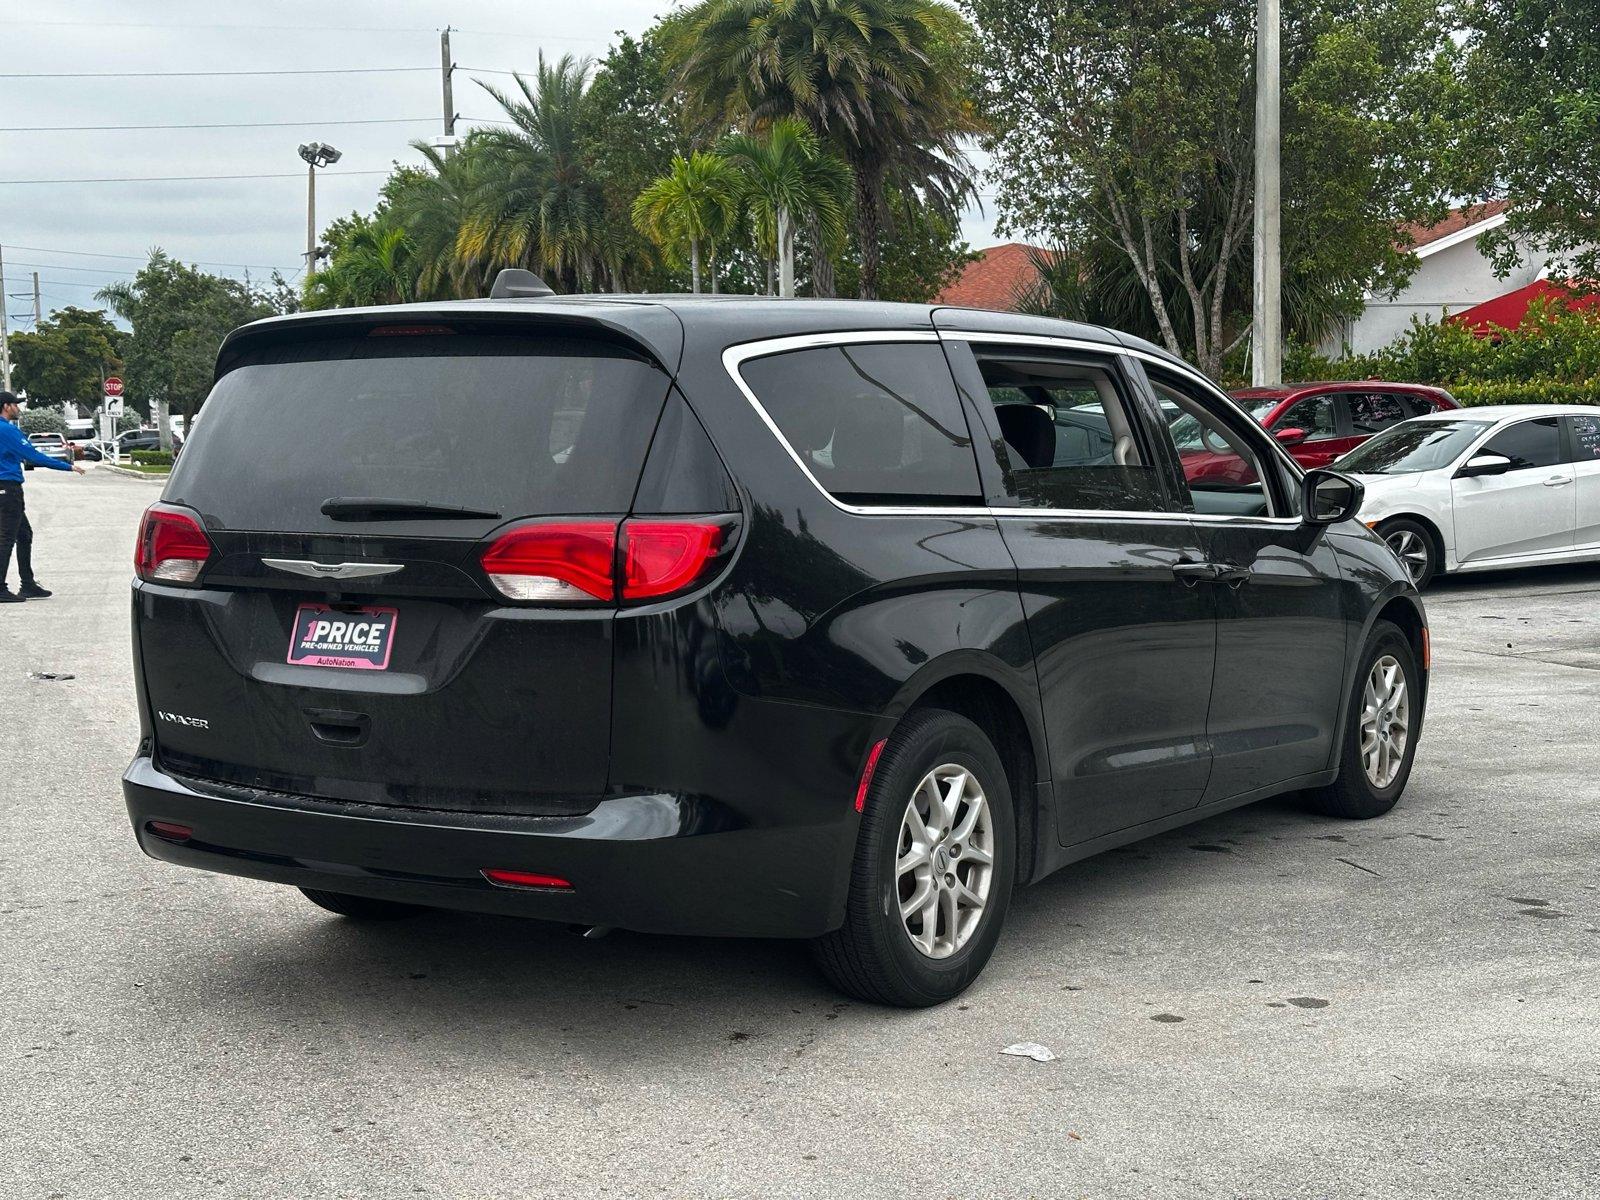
167, 333, 672, 532
738, 342, 982, 505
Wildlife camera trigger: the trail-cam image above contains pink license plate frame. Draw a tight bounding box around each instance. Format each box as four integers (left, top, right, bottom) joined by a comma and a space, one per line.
287, 603, 398, 671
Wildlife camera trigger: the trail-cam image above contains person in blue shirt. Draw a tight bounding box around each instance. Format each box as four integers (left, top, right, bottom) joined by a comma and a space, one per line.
1, 390, 86, 603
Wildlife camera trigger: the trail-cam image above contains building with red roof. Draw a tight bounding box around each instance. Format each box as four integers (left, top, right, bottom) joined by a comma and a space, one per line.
933, 243, 1049, 311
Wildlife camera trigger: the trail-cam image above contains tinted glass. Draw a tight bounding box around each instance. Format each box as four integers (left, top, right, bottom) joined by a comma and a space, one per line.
1152, 374, 1274, 517
1337, 419, 1491, 474
740, 343, 981, 503
1482, 417, 1563, 470
1346, 391, 1411, 434
167, 333, 672, 532
976, 356, 1168, 511
1279, 395, 1338, 438
1568, 413, 1600, 463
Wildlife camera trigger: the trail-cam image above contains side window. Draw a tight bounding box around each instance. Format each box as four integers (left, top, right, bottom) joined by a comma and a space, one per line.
738, 341, 982, 505
1278, 395, 1338, 440
1567, 413, 1600, 464
1150, 370, 1279, 518
1481, 417, 1564, 471
1347, 391, 1411, 434
970, 352, 1171, 511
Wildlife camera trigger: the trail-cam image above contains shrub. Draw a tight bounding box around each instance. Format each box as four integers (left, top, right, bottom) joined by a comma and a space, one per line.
18, 407, 68, 437
1450, 380, 1600, 407
130, 450, 174, 467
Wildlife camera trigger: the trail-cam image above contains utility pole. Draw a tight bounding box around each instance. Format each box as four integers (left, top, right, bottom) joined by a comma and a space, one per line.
440, 27, 457, 157
297, 142, 342, 278
1252, 0, 1283, 387
0, 245, 11, 392
32, 272, 41, 327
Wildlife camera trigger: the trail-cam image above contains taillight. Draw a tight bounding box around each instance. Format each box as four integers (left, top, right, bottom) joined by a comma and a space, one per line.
480, 521, 618, 602
135, 503, 213, 585
479, 517, 734, 604
621, 520, 729, 600
482, 869, 572, 890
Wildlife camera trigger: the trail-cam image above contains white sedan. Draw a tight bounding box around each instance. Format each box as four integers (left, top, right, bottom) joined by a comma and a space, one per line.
1337, 403, 1600, 589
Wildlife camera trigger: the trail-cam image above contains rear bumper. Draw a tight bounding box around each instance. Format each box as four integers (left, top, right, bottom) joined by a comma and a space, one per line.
123, 755, 857, 938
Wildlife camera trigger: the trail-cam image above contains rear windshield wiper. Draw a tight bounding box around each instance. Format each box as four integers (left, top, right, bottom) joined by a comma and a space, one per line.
320, 496, 502, 521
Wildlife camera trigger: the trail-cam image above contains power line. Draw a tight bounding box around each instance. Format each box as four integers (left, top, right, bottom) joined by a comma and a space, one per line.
0, 66, 436, 79
1, 116, 442, 133
3, 244, 298, 272
0, 18, 600, 41
0, 170, 389, 186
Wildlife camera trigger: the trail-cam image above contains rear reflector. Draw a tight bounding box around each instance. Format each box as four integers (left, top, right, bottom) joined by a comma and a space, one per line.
482, 869, 573, 890
1421, 627, 1431, 670
146, 820, 193, 843
854, 738, 887, 813
480, 517, 734, 604
135, 503, 213, 585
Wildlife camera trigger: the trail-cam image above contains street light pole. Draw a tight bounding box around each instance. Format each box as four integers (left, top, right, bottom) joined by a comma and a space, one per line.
298, 142, 343, 279
1252, 0, 1282, 387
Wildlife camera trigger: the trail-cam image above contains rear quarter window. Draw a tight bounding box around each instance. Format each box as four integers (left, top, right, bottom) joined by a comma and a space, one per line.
737, 341, 982, 505
166, 332, 672, 532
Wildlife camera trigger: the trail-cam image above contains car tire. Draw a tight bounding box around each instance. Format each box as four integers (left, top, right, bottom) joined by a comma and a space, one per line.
1305, 620, 1421, 820
1377, 517, 1438, 590
299, 887, 427, 921
812, 709, 1016, 1008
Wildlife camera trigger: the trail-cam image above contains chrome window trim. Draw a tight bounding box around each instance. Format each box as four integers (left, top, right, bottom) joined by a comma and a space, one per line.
721, 328, 1302, 525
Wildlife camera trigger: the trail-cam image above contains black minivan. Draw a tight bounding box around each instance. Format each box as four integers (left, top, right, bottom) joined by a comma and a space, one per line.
125, 280, 1427, 1006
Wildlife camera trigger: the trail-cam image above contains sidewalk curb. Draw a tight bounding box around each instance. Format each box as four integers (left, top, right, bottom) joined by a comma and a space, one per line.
98, 465, 170, 483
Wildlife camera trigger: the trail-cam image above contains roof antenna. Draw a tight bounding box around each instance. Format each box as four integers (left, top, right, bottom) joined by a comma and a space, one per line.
489, 268, 555, 299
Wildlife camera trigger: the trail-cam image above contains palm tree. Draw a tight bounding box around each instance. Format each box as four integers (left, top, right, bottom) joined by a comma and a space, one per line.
719, 118, 851, 297
632, 152, 740, 293
667, 0, 982, 300
391, 141, 495, 299
460, 54, 605, 289
305, 218, 415, 309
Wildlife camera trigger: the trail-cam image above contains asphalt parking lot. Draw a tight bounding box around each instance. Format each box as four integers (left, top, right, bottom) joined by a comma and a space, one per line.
4, 467, 1597, 1199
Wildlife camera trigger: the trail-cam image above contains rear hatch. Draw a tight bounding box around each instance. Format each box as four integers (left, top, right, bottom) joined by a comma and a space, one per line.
136, 321, 678, 816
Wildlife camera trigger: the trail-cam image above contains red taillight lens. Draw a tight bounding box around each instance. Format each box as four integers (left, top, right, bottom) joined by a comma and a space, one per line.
146, 820, 193, 843
135, 503, 213, 585
854, 738, 887, 813
480, 517, 734, 604
622, 520, 729, 600
480, 521, 618, 602
482, 869, 573, 890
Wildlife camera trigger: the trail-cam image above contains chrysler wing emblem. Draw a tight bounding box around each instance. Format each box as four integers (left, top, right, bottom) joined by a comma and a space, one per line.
261, 558, 404, 581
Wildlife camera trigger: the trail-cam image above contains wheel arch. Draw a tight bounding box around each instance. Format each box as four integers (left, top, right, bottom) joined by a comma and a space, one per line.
1328, 584, 1429, 772
885, 654, 1050, 886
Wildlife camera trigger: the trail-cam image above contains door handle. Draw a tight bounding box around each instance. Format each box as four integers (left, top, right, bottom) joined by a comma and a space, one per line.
1216, 565, 1253, 587
1173, 561, 1224, 585
1542, 476, 1573, 487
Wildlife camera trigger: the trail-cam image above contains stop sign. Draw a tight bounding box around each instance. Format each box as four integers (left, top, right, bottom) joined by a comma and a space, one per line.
104, 376, 124, 398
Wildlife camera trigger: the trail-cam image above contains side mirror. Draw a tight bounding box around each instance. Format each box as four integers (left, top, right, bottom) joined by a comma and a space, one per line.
1456, 452, 1512, 478
1301, 468, 1364, 527
1274, 426, 1309, 445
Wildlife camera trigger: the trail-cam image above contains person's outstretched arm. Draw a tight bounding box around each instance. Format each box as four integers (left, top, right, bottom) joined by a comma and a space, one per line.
1, 423, 77, 471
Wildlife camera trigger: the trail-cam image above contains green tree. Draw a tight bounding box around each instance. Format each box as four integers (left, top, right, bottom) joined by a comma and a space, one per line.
833, 188, 975, 303
8, 307, 125, 410
1461, 1, 1600, 282
632, 152, 741, 292
461, 55, 607, 290
720, 119, 852, 296
18, 407, 67, 436
305, 213, 416, 309
668, 0, 983, 300
97, 251, 275, 447
968, 0, 1462, 375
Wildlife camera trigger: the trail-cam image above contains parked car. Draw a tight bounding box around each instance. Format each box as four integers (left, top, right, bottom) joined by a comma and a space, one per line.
1176, 382, 1461, 485
23, 432, 72, 470
123, 283, 1427, 1006
117, 428, 181, 455
1338, 404, 1600, 589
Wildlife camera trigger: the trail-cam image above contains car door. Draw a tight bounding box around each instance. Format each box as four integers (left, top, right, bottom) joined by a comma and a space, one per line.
1142, 363, 1351, 803
941, 337, 1216, 843
1567, 413, 1600, 552
1452, 416, 1575, 563
1272, 392, 1346, 470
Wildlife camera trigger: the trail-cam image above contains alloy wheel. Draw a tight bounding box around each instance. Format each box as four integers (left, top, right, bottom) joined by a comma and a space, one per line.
1384, 528, 1430, 585
895, 763, 995, 959
1360, 654, 1410, 789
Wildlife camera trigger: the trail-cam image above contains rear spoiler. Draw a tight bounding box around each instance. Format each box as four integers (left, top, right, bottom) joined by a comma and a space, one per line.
213, 301, 684, 381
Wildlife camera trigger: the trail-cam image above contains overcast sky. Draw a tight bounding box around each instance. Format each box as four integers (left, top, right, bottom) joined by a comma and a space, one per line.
0, 0, 1001, 329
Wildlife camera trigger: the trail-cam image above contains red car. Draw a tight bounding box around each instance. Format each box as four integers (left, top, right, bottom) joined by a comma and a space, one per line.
1174, 382, 1460, 484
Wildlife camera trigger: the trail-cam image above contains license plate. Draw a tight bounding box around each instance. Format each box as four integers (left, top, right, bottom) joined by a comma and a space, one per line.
287, 603, 398, 670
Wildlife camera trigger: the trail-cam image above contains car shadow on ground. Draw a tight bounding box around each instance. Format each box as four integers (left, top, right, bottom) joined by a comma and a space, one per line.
1426, 559, 1600, 597
159, 791, 1374, 1047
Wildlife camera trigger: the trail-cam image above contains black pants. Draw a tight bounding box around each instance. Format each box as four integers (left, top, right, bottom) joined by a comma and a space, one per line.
0, 482, 33, 589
